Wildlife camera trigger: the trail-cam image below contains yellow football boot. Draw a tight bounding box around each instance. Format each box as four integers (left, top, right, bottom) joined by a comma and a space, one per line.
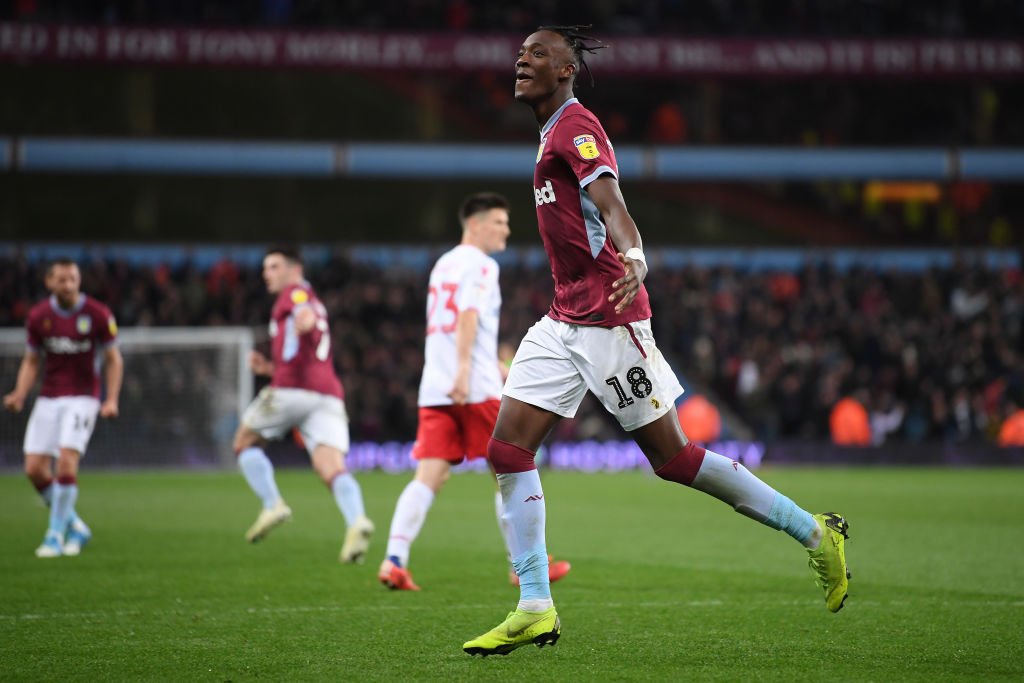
807, 512, 851, 612
463, 607, 561, 656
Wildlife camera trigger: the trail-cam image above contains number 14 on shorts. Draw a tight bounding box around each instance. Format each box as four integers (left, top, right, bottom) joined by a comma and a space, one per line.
605, 367, 653, 410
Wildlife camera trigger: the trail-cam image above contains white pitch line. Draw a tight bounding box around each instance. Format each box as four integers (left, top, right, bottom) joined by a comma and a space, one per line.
1, 599, 1021, 622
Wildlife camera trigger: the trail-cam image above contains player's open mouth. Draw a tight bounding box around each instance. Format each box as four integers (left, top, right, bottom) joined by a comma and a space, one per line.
516, 72, 532, 81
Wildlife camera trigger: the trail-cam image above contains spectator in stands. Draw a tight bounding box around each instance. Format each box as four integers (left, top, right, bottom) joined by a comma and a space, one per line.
830, 395, 871, 446
997, 401, 1024, 447
677, 395, 721, 443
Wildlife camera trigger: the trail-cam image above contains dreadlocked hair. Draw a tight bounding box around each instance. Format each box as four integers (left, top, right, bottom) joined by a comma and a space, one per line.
537, 24, 607, 87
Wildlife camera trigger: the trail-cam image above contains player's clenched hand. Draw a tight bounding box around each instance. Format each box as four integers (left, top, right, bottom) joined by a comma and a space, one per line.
249, 351, 274, 376
447, 374, 470, 405
3, 392, 24, 413
100, 399, 119, 419
608, 251, 648, 314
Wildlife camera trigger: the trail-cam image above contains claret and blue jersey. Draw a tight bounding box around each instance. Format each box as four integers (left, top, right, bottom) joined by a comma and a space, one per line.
25, 294, 118, 399
268, 282, 343, 400
533, 98, 652, 327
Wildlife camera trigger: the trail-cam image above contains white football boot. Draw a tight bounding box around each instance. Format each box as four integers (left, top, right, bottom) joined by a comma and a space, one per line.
35, 530, 64, 558
339, 515, 375, 564
63, 517, 93, 556
245, 499, 292, 543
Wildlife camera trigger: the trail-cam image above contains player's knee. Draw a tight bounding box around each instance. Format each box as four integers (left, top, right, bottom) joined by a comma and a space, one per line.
324, 468, 349, 489
233, 428, 260, 454
487, 437, 537, 474
55, 456, 79, 479
415, 466, 449, 493
654, 442, 706, 486
24, 459, 49, 483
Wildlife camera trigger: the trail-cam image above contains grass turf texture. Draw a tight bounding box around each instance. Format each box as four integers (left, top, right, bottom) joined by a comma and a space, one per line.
1, 467, 1021, 681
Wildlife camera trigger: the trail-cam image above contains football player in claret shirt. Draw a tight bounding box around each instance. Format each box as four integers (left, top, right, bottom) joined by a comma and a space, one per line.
462, 27, 851, 657
4, 258, 123, 558
234, 247, 374, 563
376, 192, 570, 592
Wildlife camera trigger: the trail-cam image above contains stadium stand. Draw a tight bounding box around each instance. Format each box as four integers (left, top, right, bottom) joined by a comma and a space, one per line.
2, 248, 1021, 446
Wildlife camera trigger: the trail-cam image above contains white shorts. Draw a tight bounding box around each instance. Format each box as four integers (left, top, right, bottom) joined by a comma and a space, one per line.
242, 387, 350, 455
24, 395, 101, 457
503, 316, 684, 431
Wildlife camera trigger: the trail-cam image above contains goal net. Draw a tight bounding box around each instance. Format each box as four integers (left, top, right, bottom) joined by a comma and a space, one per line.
0, 327, 253, 469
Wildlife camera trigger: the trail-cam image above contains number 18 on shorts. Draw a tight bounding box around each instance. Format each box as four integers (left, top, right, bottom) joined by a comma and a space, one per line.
502, 317, 684, 432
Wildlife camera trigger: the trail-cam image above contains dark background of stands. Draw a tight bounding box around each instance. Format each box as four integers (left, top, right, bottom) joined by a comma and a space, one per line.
5, 1, 1023, 36
3, 250, 1022, 448
2, 1, 1023, 245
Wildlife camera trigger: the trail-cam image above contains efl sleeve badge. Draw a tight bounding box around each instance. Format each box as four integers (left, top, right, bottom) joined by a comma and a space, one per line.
573, 134, 600, 160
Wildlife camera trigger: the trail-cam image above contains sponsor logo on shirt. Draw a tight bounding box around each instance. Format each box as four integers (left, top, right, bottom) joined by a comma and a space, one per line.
534, 179, 557, 206
573, 134, 600, 160
44, 337, 92, 354
76, 315, 92, 335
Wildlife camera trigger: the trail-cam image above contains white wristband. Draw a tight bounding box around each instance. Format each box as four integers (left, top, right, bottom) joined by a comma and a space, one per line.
624, 247, 647, 268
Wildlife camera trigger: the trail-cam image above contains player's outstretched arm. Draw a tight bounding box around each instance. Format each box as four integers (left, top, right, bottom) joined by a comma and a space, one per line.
293, 306, 317, 334
447, 309, 480, 405
587, 176, 648, 314
3, 350, 41, 413
100, 346, 123, 418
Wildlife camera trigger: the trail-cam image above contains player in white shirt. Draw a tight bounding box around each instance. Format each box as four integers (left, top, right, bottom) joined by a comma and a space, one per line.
378, 192, 570, 591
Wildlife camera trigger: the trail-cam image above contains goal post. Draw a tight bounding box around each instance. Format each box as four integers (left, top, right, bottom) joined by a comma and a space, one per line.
0, 327, 254, 469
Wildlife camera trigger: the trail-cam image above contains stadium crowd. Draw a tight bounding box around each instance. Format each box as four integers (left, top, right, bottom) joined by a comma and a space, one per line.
2, 250, 1022, 446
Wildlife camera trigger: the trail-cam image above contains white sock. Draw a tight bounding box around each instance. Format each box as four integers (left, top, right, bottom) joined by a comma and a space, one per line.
330, 472, 366, 527
385, 479, 435, 567
497, 470, 551, 604
238, 447, 281, 509
690, 450, 777, 521
48, 482, 78, 537
691, 449, 817, 545
494, 490, 515, 567
39, 480, 84, 529
496, 471, 547, 558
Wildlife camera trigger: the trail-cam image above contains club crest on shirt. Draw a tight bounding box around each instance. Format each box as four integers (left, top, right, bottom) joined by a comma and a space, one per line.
43, 318, 51, 330
76, 314, 92, 335
536, 139, 547, 163
291, 289, 309, 304
573, 134, 600, 160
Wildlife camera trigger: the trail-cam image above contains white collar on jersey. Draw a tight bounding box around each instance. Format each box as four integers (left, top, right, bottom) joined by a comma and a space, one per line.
540, 97, 580, 138
49, 293, 88, 317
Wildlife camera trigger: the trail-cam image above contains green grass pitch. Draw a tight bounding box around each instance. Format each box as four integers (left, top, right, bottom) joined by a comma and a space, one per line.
1, 467, 1022, 681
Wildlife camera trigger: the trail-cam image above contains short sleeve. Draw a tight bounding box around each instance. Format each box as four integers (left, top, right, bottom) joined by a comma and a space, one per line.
454, 259, 497, 313
97, 307, 118, 346
553, 115, 618, 188
277, 285, 309, 319
26, 314, 41, 351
